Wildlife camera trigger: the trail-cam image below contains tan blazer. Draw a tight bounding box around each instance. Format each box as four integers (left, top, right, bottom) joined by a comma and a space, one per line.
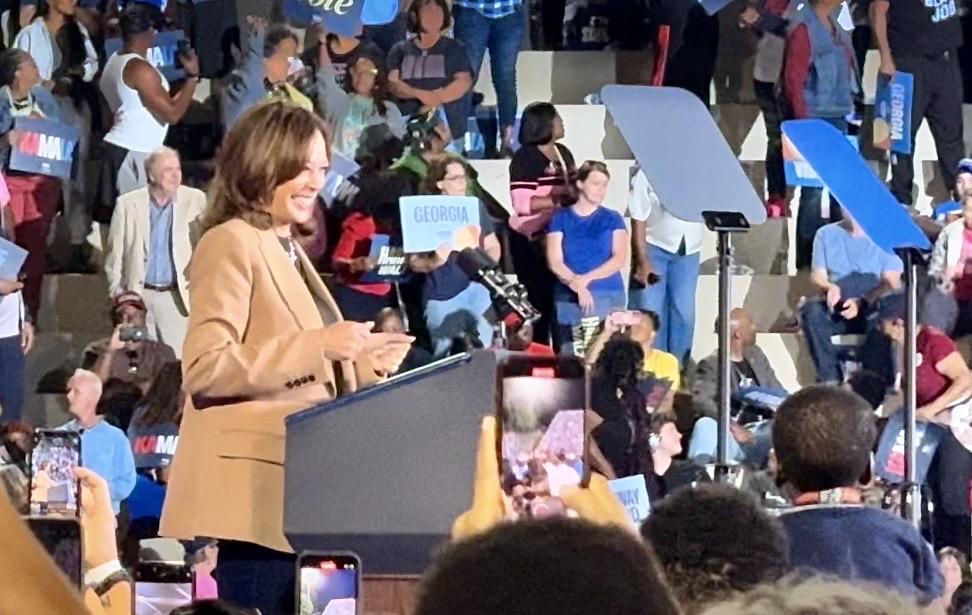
159, 219, 380, 553
104, 185, 206, 305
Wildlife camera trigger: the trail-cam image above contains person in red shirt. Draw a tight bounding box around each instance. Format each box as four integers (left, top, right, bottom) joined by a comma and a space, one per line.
878, 293, 972, 554
507, 321, 554, 356
330, 183, 402, 322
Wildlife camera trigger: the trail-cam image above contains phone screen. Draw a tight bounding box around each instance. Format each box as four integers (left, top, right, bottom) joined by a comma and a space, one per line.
297, 553, 360, 615
26, 517, 82, 588
134, 562, 194, 615
497, 356, 589, 520
29, 430, 81, 517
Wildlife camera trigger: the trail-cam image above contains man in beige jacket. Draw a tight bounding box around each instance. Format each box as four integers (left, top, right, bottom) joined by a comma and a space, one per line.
104, 147, 205, 358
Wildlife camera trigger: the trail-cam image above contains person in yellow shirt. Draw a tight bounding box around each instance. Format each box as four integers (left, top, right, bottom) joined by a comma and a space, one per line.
586, 309, 681, 413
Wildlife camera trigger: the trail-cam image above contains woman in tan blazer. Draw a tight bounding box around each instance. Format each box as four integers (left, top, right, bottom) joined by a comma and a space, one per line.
159, 102, 413, 615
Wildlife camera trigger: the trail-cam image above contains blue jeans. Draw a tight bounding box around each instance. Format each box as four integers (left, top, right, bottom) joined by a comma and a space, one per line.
688, 417, 774, 467
799, 298, 868, 383
555, 290, 627, 355
425, 282, 495, 357
452, 4, 524, 129
628, 244, 700, 365
0, 334, 25, 421
796, 117, 847, 269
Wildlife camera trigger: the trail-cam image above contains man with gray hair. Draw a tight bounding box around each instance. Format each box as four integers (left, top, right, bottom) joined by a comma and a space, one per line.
60, 369, 136, 514
104, 147, 205, 357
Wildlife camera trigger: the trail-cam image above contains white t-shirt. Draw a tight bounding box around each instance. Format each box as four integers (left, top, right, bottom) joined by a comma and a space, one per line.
627, 169, 704, 255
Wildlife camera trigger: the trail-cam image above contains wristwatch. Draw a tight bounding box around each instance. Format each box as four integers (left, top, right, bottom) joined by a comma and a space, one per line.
85, 560, 132, 597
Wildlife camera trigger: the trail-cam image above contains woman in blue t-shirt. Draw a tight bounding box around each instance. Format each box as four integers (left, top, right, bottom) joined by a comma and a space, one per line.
546, 161, 628, 355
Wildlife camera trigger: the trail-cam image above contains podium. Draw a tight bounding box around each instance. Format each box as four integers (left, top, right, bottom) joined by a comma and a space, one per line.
283, 351, 496, 576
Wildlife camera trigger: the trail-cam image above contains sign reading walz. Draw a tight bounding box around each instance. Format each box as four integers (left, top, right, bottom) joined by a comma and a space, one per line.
283, 0, 366, 36
104, 30, 186, 82
9, 118, 80, 180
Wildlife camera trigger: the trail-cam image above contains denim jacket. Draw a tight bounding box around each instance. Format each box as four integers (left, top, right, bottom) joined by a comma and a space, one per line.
791, 5, 857, 118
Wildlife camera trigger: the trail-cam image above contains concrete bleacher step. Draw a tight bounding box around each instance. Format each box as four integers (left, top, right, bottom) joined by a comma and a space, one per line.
693, 273, 817, 335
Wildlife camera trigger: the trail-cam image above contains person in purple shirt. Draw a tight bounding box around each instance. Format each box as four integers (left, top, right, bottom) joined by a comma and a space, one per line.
773, 385, 944, 604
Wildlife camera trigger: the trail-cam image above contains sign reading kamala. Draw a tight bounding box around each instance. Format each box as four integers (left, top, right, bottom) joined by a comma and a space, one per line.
104, 30, 186, 82
873, 72, 914, 155
9, 118, 80, 180
399, 195, 480, 253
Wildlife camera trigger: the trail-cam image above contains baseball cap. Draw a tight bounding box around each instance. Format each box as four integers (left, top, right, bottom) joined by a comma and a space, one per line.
957, 158, 972, 176
876, 293, 907, 322
113, 291, 146, 313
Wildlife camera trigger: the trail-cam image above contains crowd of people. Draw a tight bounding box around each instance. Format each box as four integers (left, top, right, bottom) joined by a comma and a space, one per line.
0, 0, 970, 613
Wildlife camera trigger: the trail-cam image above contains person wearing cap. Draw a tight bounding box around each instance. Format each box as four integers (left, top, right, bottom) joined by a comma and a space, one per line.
931, 158, 972, 224
81, 291, 176, 392
104, 147, 204, 358
876, 292, 972, 553
925, 190, 972, 339
220, 17, 315, 132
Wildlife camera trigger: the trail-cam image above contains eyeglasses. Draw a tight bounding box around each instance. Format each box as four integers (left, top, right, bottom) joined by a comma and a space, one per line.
354, 67, 379, 76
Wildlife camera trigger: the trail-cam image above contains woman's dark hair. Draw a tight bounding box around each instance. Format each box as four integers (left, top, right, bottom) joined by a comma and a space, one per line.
119, 2, 163, 41
345, 54, 390, 118
0, 49, 30, 88
407, 0, 452, 35
97, 379, 144, 431
373, 307, 403, 332
263, 25, 298, 58
518, 102, 559, 146
135, 362, 184, 427
422, 155, 467, 195
591, 336, 650, 476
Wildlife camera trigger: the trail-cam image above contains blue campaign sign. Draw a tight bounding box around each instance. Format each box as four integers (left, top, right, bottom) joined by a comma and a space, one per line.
601, 85, 765, 225
608, 475, 651, 526
359, 234, 410, 283
9, 118, 79, 180
874, 72, 914, 155
782, 119, 930, 252
320, 150, 360, 207
283, 0, 371, 35
105, 30, 186, 82
400, 195, 480, 253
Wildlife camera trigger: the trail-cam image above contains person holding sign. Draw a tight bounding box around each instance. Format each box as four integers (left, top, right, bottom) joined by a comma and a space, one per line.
546, 161, 628, 356
221, 17, 315, 132
871, 0, 964, 208
15, 0, 100, 274
781, 0, 858, 269
387, 0, 473, 151
94, 2, 199, 226
315, 25, 404, 159
0, 48, 62, 321
409, 156, 500, 357
160, 103, 412, 615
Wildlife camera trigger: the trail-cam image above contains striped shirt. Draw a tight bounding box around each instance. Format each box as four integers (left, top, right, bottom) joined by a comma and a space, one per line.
454, 0, 523, 19
509, 143, 576, 237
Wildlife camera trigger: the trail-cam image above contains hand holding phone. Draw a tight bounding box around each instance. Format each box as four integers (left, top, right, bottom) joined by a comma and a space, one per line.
497, 356, 589, 521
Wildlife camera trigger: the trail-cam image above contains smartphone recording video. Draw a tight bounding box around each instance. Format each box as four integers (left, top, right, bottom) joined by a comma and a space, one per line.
26, 517, 82, 588
134, 562, 194, 615
497, 356, 589, 520
29, 430, 81, 517
296, 552, 360, 615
